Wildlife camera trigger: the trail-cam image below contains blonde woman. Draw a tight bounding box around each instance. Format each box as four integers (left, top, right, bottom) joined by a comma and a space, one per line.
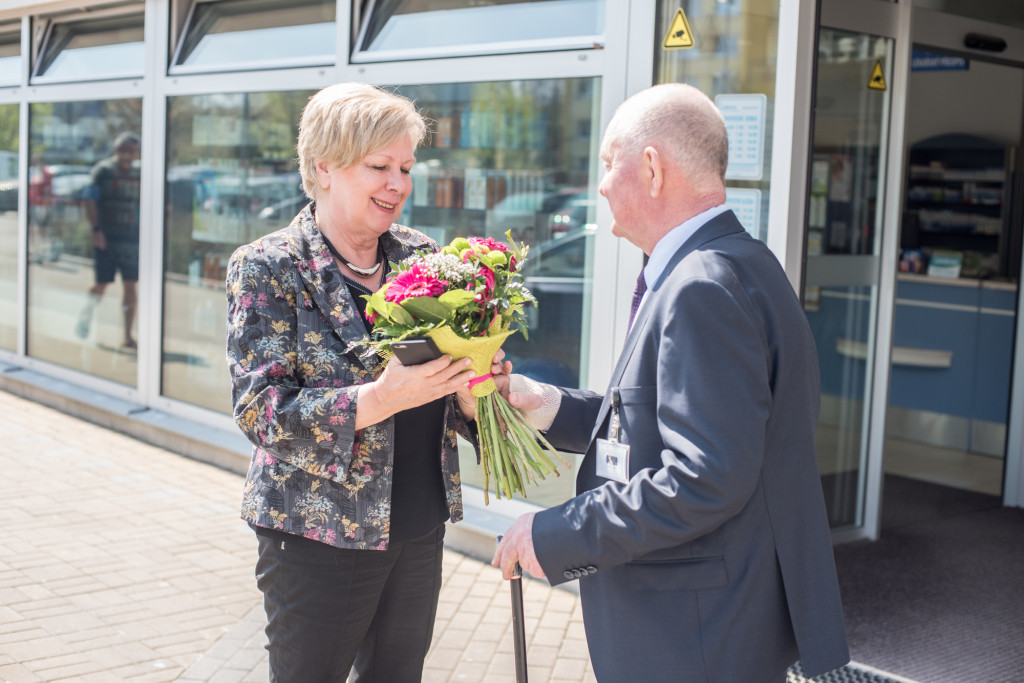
227, 83, 481, 682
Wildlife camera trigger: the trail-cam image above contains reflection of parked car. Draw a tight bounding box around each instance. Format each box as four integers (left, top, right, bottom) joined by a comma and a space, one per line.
49, 164, 92, 201
485, 187, 588, 242
547, 195, 595, 235
41, 165, 94, 258
0, 177, 17, 212
0, 150, 17, 211
504, 228, 593, 387
257, 193, 308, 223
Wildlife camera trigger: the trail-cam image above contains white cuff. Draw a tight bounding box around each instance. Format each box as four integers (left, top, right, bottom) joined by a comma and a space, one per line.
509, 373, 561, 432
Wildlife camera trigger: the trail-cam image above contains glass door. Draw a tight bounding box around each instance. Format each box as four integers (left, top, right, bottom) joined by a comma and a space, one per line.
890, 9, 1024, 507
805, 4, 901, 536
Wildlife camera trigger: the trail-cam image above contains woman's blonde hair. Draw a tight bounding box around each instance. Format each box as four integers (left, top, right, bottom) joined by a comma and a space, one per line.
297, 83, 427, 200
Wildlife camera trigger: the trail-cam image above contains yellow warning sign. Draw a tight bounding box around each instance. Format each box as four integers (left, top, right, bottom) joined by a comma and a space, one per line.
868, 59, 887, 91
663, 8, 695, 50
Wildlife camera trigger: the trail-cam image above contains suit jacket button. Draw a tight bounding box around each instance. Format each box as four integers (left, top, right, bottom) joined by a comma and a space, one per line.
564, 571, 574, 580
572, 568, 583, 578
586, 566, 597, 574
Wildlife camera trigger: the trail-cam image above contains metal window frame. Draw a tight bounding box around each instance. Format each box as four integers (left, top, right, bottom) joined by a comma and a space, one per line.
30, 4, 146, 85
350, 0, 605, 65
0, 0, 674, 514
168, 0, 337, 76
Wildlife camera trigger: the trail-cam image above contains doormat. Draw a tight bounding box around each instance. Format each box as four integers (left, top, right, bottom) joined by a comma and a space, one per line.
787, 661, 915, 683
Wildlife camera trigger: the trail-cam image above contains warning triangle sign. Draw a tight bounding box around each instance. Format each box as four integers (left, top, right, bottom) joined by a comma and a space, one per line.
868, 59, 887, 91
663, 8, 695, 50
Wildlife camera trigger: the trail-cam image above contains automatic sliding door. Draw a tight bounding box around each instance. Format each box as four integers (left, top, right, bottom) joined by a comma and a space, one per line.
804, 29, 894, 530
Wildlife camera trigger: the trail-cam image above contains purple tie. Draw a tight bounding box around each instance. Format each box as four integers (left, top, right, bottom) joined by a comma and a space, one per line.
628, 271, 647, 331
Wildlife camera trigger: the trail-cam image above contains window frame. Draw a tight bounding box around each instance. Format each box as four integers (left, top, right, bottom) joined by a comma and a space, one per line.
30, 5, 146, 85
168, 0, 337, 76
350, 0, 606, 64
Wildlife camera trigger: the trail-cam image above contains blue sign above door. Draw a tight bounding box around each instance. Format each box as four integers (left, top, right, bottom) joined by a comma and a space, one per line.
911, 50, 969, 71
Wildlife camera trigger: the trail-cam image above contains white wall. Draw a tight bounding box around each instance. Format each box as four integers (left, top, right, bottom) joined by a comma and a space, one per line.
906, 57, 1024, 146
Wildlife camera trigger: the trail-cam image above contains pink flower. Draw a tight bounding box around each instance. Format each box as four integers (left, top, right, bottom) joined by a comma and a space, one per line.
477, 265, 495, 292
468, 236, 516, 270
385, 263, 447, 304
469, 237, 509, 253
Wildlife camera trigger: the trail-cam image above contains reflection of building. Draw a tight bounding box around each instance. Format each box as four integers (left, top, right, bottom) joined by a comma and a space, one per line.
0, 0, 1021, 559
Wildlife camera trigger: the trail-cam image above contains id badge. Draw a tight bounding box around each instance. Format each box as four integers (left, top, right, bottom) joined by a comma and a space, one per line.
596, 438, 630, 484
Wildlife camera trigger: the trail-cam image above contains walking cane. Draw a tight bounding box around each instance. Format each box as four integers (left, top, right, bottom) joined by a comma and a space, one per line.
497, 535, 529, 682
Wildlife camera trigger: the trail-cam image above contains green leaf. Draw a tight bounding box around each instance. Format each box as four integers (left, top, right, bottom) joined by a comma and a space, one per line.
439, 289, 475, 308
367, 289, 389, 318
389, 305, 415, 326
399, 296, 449, 323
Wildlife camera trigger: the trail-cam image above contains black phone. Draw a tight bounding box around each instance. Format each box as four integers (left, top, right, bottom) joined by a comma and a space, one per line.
391, 338, 443, 365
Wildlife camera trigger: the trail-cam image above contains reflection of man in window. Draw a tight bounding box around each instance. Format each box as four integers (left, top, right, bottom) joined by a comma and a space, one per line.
76, 132, 141, 349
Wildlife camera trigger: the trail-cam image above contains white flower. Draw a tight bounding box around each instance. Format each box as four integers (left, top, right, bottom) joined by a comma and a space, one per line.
414, 252, 476, 284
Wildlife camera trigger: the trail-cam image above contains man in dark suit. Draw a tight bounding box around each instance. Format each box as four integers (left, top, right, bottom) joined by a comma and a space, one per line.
493, 83, 849, 682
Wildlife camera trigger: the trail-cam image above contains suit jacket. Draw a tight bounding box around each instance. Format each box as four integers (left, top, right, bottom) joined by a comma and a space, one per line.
226, 204, 469, 550
533, 211, 849, 682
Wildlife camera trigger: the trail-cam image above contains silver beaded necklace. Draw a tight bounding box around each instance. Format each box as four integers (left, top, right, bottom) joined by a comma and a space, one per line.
321, 232, 383, 276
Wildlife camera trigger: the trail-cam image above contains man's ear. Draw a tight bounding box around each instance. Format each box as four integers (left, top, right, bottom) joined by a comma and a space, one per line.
644, 146, 663, 198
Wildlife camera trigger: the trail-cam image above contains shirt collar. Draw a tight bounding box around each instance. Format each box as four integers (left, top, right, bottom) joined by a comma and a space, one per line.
642, 204, 728, 289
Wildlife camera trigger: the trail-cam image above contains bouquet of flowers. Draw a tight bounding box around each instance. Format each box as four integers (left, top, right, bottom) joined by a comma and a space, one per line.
359, 232, 570, 503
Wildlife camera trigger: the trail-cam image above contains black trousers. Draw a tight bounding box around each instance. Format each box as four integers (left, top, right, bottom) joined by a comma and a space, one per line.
254, 524, 445, 683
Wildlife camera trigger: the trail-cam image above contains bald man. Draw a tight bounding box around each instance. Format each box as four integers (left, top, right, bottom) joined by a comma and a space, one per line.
494, 84, 849, 682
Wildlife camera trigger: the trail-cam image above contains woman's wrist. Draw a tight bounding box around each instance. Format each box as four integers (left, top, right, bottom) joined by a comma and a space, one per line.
355, 382, 392, 430
456, 392, 475, 420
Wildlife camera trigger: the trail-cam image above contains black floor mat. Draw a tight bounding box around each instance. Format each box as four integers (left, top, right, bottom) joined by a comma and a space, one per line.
831, 475, 1024, 683
787, 661, 907, 683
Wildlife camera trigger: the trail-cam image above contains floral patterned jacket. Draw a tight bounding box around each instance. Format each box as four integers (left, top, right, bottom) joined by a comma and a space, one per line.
226, 204, 470, 550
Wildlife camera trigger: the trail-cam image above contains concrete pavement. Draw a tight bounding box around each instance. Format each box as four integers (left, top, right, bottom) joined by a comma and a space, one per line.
0, 388, 596, 682
0, 386, 910, 683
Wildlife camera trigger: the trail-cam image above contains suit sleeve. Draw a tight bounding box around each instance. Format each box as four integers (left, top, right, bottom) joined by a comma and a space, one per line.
226, 244, 362, 483
542, 387, 604, 454
534, 276, 773, 584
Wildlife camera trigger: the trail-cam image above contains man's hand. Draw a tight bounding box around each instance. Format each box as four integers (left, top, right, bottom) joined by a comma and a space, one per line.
492, 512, 545, 580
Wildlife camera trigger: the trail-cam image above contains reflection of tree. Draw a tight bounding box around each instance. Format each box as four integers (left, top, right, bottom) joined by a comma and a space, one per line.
163, 90, 313, 278
0, 103, 18, 154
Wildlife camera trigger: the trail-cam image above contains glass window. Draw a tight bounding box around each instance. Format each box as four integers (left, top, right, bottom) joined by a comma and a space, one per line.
0, 25, 22, 87
353, 0, 605, 63
171, 0, 336, 74
28, 99, 143, 385
32, 10, 145, 84
0, 104, 18, 351
655, 0, 778, 243
395, 78, 601, 506
164, 90, 313, 413
164, 79, 600, 507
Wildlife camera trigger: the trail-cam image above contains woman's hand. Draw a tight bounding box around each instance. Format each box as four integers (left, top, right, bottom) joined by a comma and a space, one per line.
355, 355, 474, 429
454, 350, 512, 421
